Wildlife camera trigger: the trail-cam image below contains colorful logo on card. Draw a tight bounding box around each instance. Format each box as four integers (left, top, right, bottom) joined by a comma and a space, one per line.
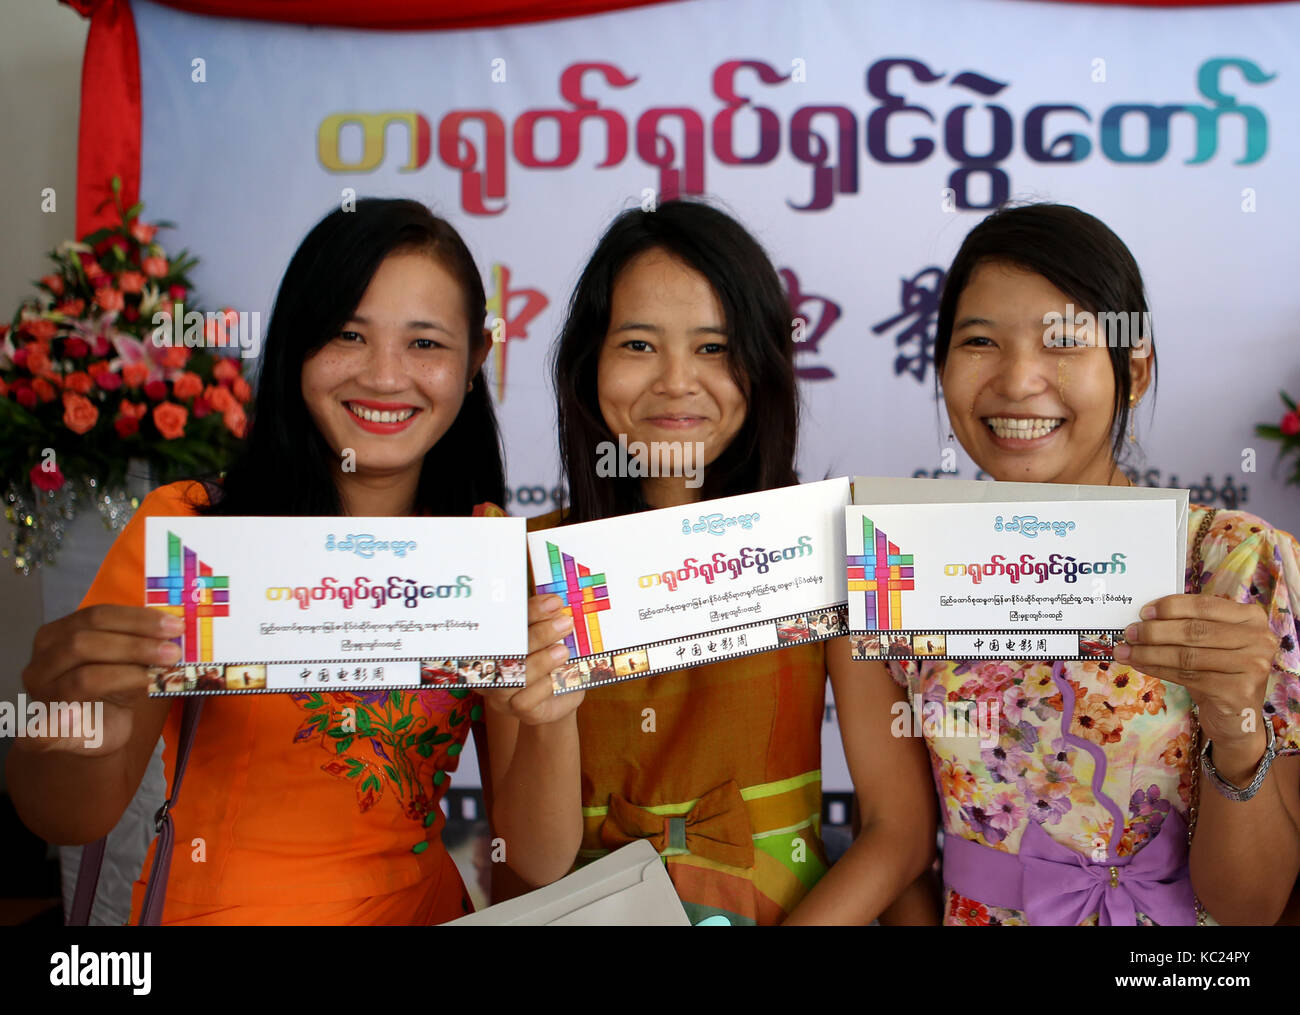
537, 542, 609, 657
147, 532, 230, 662
847, 516, 914, 629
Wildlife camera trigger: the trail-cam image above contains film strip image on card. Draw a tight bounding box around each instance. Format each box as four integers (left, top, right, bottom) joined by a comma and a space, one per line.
844, 495, 1184, 662
528, 478, 851, 694
144, 516, 527, 695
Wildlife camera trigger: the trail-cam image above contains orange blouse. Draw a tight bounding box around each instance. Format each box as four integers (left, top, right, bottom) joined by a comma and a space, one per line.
79, 481, 498, 925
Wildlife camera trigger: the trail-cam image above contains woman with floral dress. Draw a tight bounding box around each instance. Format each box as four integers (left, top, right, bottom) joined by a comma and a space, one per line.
885, 203, 1299, 925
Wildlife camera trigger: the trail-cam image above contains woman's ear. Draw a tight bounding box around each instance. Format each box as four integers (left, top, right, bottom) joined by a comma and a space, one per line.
471, 329, 493, 377
1128, 347, 1152, 402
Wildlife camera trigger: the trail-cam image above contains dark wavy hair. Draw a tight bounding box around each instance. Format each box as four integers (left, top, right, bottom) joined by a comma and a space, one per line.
935, 202, 1157, 465
553, 199, 799, 523
199, 198, 504, 517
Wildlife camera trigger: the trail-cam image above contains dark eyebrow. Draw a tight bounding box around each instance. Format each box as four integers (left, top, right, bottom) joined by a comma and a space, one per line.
609, 322, 729, 337
347, 314, 456, 337
954, 316, 996, 330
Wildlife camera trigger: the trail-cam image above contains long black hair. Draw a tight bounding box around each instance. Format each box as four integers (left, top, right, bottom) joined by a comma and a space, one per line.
200, 198, 504, 517
553, 199, 798, 523
935, 202, 1157, 465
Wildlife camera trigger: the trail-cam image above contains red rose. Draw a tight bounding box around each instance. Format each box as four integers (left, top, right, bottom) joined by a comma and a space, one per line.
15, 385, 37, 410
123, 306, 140, 323
143, 379, 168, 401
0, 378, 7, 398
28, 460, 65, 493
192, 396, 211, 419
77, 252, 100, 271
222, 404, 247, 439
40, 274, 65, 297
62, 392, 99, 434
92, 335, 111, 356
56, 299, 86, 318
63, 337, 90, 358
22, 319, 57, 342
231, 376, 252, 403
12, 347, 28, 369
212, 357, 240, 383
26, 346, 52, 375
117, 271, 146, 294
122, 363, 150, 388
63, 371, 94, 395
30, 462, 65, 493
114, 414, 140, 438
130, 221, 157, 244
160, 346, 189, 370
119, 399, 147, 421
1281, 411, 1300, 437
32, 378, 58, 403
205, 384, 236, 414
168, 284, 187, 301
95, 288, 125, 313
95, 370, 122, 392
172, 371, 203, 400
142, 256, 169, 278
152, 400, 188, 440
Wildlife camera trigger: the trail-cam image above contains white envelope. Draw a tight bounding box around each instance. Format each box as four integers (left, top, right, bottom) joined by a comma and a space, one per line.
447, 840, 691, 926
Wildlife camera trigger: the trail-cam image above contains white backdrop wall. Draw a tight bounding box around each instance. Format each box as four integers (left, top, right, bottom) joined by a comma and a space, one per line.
125, 0, 1300, 790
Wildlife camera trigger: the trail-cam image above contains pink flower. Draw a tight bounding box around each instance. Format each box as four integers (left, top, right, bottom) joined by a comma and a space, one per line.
117, 270, 146, 294
30, 462, 65, 493
1282, 411, 1300, 437
130, 221, 157, 244
95, 370, 122, 392
40, 274, 65, 297
142, 256, 169, 278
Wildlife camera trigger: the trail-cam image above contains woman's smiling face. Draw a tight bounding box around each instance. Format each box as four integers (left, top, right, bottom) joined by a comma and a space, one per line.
300, 250, 484, 481
596, 248, 748, 470
941, 259, 1149, 486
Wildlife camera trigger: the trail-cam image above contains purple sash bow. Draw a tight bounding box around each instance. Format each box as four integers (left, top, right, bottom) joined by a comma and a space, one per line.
943, 809, 1196, 926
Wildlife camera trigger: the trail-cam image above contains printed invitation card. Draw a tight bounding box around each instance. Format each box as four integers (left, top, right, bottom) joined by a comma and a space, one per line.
143, 516, 527, 695
846, 477, 1187, 661
528, 478, 851, 693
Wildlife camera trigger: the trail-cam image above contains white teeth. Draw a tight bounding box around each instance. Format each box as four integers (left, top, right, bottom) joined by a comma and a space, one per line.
985, 417, 1064, 440
348, 403, 415, 424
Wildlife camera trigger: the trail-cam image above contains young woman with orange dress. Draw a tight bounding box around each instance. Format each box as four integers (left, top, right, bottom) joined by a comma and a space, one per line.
7, 199, 583, 924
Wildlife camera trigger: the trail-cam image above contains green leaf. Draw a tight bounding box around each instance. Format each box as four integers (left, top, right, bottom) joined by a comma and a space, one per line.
424, 812, 436, 827
1282, 390, 1297, 412
416, 743, 432, 759
417, 727, 440, 744
361, 774, 380, 793
469, 705, 484, 722
411, 840, 429, 854
383, 764, 400, 783
1257, 425, 1283, 439
449, 687, 470, 700
433, 770, 446, 786
431, 733, 452, 745
449, 711, 463, 726
447, 743, 462, 757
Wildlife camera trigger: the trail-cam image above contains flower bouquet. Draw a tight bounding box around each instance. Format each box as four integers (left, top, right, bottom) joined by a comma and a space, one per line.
0, 178, 250, 573
1255, 392, 1300, 489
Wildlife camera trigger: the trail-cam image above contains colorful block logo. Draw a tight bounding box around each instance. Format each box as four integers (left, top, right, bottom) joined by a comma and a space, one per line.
146, 531, 230, 662
536, 541, 610, 657
846, 516, 914, 629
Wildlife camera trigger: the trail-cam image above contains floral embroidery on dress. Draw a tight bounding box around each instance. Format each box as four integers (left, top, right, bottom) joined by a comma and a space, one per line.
893, 507, 1300, 925
290, 687, 481, 852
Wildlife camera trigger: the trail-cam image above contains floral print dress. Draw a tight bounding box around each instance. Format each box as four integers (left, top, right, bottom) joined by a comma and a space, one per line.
888, 506, 1300, 925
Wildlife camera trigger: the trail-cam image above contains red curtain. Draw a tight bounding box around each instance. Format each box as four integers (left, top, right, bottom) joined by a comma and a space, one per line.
63, 0, 1295, 236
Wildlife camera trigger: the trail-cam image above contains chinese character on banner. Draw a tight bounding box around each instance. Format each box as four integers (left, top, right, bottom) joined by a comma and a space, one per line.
485, 263, 548, 402
779, 268, 841, 381
871, 266, 945, 383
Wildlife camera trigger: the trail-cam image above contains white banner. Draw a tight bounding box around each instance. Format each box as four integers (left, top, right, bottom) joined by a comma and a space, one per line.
129, 0, 1300, 789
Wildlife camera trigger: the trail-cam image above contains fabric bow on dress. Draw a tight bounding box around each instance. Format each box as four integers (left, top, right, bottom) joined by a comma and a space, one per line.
599, 779, 755, 868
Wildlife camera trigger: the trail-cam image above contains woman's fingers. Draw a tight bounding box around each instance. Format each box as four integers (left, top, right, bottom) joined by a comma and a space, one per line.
528, 611, 573, 655
37, 629, 180, 689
